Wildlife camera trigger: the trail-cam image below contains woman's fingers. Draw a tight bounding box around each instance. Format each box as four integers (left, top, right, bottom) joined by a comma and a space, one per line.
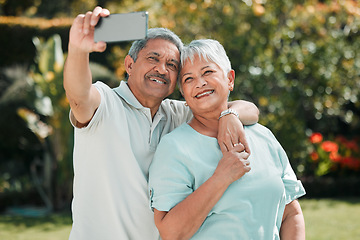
233, 142, 245, 153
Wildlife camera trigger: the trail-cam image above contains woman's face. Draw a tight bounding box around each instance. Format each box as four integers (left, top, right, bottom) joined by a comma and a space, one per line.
180, 55, 234, 116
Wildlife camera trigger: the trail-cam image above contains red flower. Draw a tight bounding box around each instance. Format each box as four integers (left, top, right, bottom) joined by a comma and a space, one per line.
321, 141, 339, 153
310, 133, 323, 143
341, 157, 360, 170
329, 152, 342, 162
310, 152, 319, 161
344, 140, 359, 152
335, 135, 347, 144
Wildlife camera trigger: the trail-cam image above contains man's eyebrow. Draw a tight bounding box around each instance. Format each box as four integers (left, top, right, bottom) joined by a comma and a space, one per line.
147, 51, 179, 66
170, 59, 179, 66
147, 52, 160, 56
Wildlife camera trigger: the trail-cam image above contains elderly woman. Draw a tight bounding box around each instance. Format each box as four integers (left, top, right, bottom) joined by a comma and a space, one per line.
148, 39, 306, 240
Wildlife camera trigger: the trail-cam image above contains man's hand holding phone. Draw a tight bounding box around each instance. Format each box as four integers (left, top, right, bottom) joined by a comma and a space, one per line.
69, 6, 110, 54
69, 6, 148, 55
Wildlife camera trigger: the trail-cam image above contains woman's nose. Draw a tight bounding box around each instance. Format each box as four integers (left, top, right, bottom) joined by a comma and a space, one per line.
196, 77, 207, 88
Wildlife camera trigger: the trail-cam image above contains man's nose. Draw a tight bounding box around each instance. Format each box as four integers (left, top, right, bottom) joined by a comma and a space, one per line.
154, 62, 167, 74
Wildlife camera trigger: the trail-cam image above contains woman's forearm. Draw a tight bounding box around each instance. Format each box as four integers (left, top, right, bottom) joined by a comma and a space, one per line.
154, 175, 229, 240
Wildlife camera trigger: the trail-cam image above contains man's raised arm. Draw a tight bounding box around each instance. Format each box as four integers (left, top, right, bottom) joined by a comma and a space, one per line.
63, 6, 110, 126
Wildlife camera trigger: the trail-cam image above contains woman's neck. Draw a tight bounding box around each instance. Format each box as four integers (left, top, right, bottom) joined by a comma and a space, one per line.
188, 114, 220, 138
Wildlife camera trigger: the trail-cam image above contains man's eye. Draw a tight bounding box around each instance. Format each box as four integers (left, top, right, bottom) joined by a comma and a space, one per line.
148, 56, 158, 61
167, 63, 177, 70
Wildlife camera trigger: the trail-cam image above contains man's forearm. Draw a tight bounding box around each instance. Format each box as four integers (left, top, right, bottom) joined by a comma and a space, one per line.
228, 100, 259, 126
63, 49, 92, 101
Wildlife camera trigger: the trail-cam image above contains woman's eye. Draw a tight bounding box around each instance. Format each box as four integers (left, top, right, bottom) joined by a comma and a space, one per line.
203, 70, 213, 75
183, 77, 192, 83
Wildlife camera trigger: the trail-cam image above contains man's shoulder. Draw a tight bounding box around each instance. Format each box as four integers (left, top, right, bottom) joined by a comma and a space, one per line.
160, 98, 185, 110
93, 81, 112, 90
158, 123, 190, 145
159, 99, 192, 125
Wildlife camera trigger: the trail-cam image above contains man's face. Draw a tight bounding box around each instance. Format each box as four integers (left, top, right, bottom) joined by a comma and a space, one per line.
126, 38, 180, 106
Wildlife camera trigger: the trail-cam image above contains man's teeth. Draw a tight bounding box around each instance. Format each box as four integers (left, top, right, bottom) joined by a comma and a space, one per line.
196, 90, 214, 98
151, 78, 165, 84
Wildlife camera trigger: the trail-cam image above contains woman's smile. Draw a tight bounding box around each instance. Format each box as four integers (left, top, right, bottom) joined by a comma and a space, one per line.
195, 89, 215, 98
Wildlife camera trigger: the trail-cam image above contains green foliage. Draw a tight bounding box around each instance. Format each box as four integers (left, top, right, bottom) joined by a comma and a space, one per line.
1, 0, 360, 208
131, 0, 360, 175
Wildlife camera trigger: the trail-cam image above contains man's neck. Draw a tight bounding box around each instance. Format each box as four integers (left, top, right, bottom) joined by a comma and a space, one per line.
126, 82, 162, 119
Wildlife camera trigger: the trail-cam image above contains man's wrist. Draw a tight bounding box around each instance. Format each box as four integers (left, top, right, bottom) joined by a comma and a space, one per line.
219, 108, 239, 120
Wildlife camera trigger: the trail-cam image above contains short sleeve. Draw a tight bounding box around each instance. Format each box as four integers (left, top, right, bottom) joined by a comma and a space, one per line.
275, 140, 306, 204
262, 127, 306, 204
69, 81, 108, 131
148, 135, 194, 212
162, 99, 193, 128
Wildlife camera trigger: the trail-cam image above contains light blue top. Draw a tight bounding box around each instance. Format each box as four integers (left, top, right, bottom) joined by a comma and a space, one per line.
148, 123, 305, 240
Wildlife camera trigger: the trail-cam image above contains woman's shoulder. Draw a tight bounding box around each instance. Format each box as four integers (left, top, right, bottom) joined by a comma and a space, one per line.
245, 123, 273, 136
157, 123, 192, 147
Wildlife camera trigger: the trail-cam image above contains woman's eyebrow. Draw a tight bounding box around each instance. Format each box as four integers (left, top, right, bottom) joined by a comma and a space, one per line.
201, 65, 210, 70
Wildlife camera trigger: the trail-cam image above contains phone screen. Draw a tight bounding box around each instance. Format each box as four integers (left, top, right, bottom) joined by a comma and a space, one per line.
94, 12, 148, 43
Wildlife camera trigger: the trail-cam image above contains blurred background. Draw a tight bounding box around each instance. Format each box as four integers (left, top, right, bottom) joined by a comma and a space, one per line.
0, 0, 359, 239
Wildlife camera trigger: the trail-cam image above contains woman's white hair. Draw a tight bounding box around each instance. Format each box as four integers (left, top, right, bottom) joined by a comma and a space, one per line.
181, 39, 231, 77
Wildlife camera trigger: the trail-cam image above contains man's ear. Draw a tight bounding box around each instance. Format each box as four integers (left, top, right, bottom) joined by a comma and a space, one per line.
227, 69, 235, 91
124, 55, 134, 76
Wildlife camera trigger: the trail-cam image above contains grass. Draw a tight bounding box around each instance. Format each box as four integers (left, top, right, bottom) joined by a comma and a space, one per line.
0, 212, 72, 240
0, 198, 359, 239
301, 197, 360, 240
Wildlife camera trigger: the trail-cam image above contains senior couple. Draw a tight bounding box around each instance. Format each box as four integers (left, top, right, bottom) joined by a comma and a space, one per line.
64, 6, 305, 240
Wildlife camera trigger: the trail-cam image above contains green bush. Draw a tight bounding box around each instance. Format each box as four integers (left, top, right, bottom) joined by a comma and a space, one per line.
137, 0, 360, 176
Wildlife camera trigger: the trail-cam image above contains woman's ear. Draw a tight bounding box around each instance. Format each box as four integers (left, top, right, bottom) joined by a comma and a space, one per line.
124, 55, 134, 76
227, 69, 235, 91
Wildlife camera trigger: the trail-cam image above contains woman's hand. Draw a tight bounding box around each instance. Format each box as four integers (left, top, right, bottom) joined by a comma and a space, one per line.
217, 113, 251, 154
69, 6, 110, 54
214, 143, 251, 185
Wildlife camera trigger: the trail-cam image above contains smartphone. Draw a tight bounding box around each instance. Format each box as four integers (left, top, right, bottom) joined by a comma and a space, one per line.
94, 11, 148, 43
